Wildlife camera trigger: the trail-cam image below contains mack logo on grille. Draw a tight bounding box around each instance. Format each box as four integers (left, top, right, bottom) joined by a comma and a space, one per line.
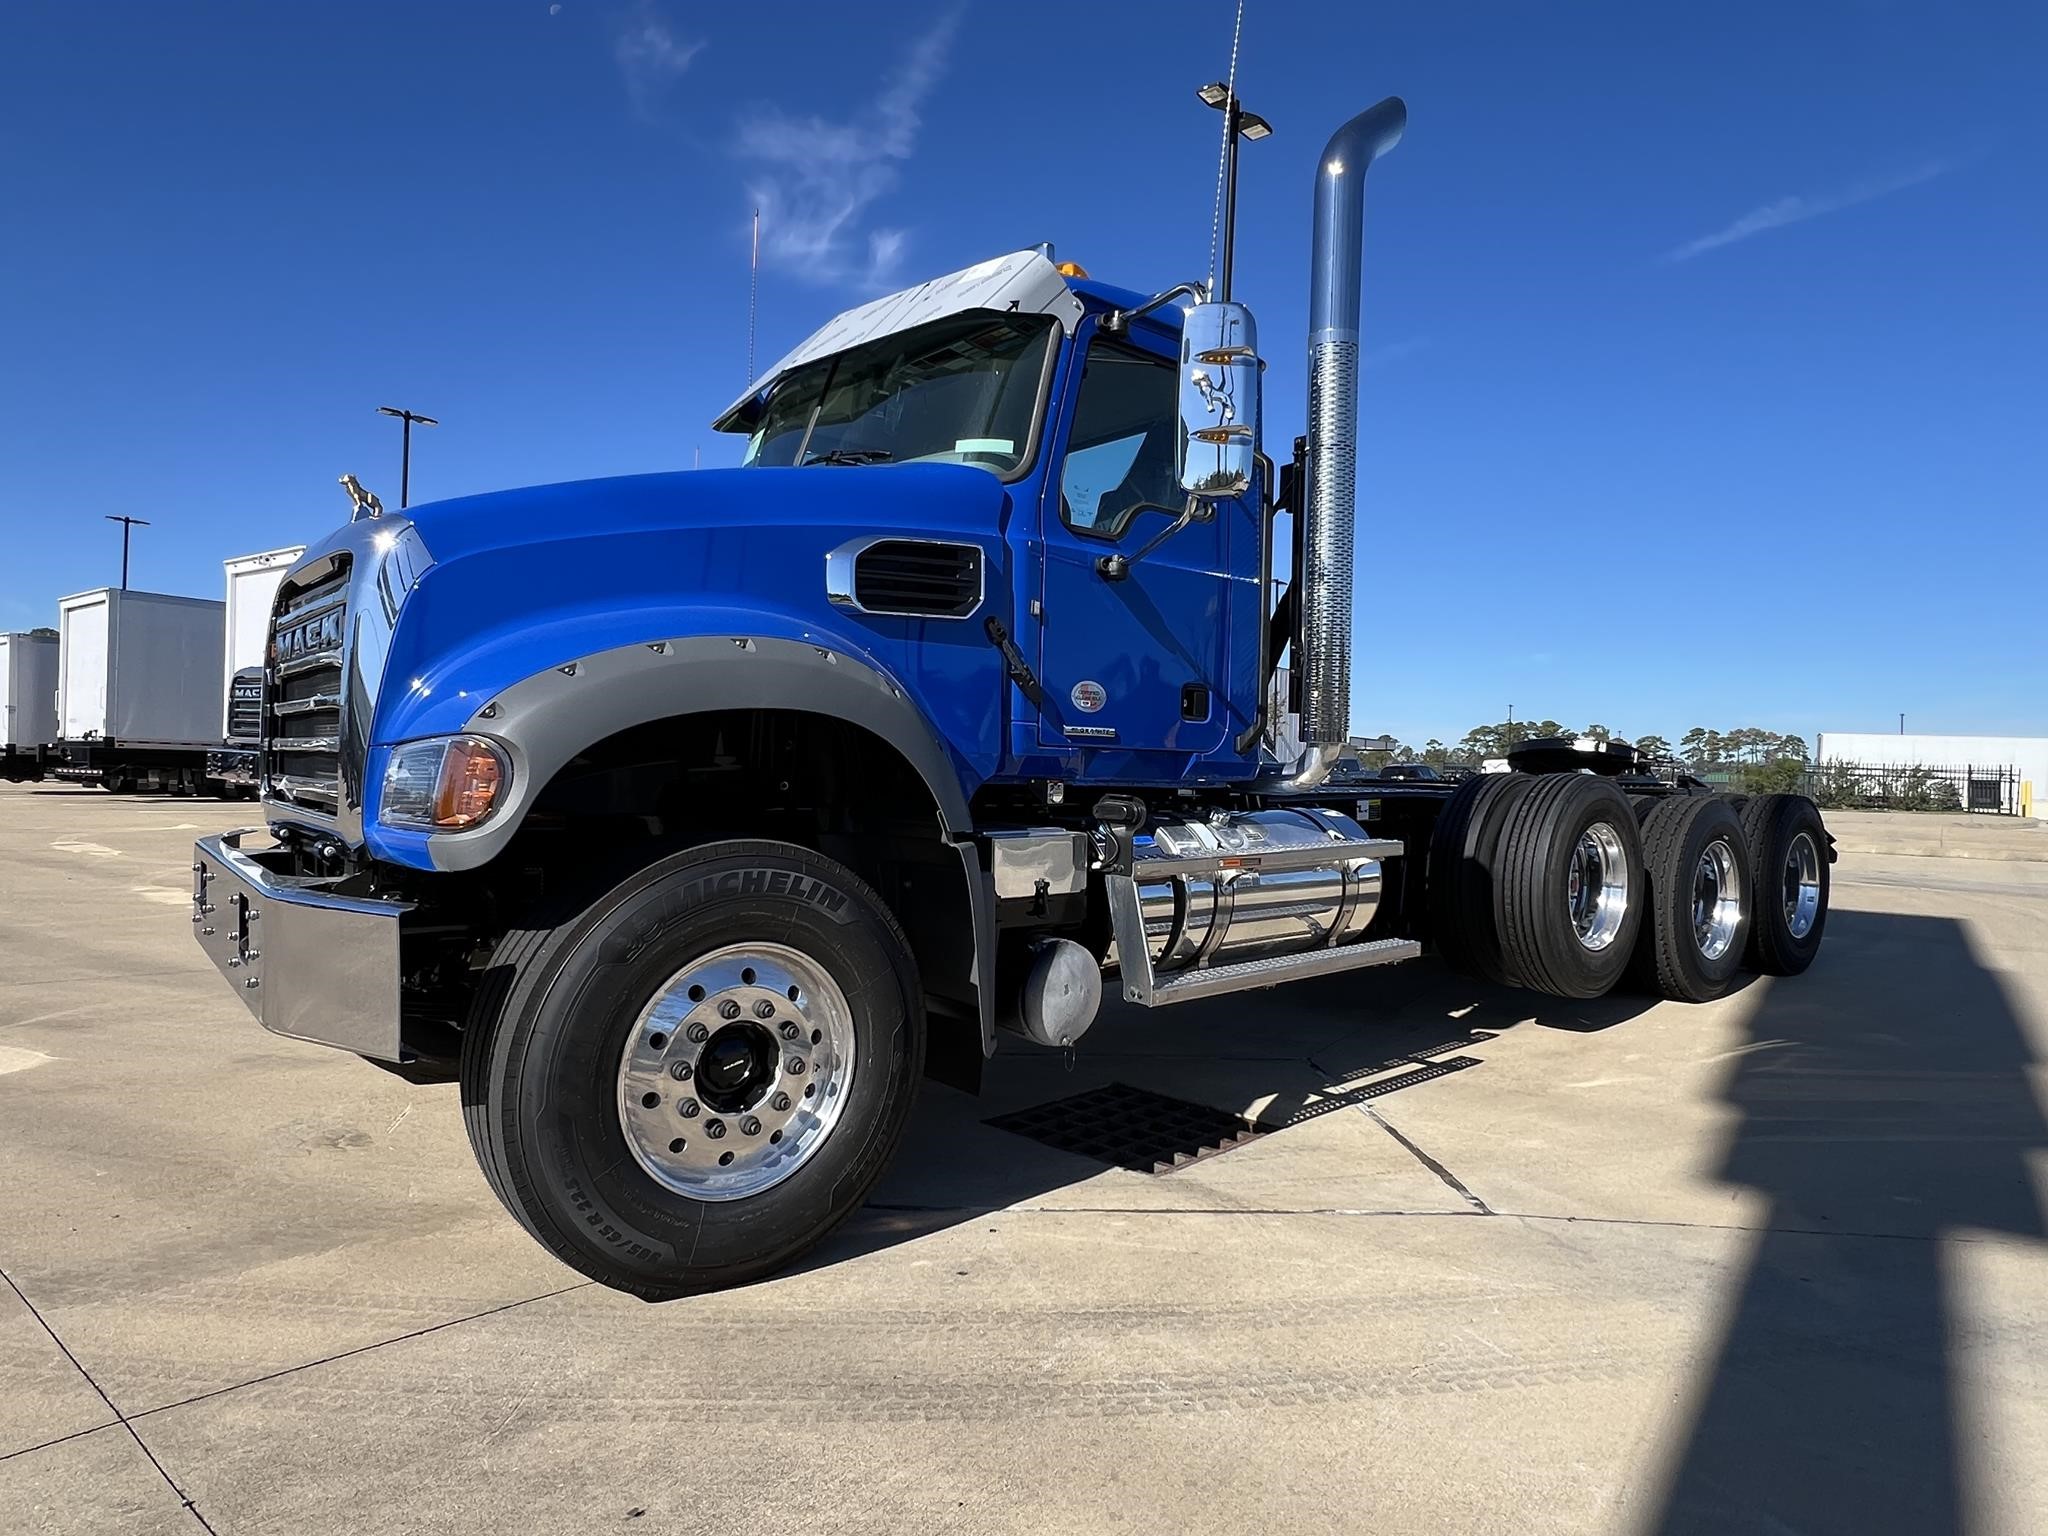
276, 609, 343, 665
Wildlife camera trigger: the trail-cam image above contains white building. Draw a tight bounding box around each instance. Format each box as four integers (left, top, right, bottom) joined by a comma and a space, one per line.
1815, 733, 2047, 818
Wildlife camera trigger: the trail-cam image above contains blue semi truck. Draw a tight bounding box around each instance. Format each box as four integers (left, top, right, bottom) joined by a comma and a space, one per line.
190, 97, 1831, 1297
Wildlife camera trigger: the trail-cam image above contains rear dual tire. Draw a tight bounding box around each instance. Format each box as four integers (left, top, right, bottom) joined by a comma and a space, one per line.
1738, 794, 1830, 975
1427, 774, 1534, 985
1493, 776, 1646, 998
1432, 774, 1645, 999
1628, 796, 1751, 1002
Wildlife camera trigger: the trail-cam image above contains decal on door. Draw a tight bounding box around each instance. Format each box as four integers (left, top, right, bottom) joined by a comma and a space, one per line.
1070, 680, 1106, 713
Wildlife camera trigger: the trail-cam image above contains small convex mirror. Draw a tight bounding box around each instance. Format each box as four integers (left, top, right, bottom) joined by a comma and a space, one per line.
1176, 301, 1260, 499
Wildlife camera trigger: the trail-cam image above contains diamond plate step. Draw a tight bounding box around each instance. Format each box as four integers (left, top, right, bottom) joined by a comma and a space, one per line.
1119, 936, 1420, 1007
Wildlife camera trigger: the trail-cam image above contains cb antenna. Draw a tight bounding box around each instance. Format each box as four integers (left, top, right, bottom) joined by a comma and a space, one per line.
1199, 0, 1271, 303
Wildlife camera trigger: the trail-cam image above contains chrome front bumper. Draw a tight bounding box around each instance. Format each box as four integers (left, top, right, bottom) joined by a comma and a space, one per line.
191, 829, 412, 1061
205, 748, 258, 787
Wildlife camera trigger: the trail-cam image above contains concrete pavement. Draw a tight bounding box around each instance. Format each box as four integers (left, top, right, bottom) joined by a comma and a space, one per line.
1821, 808, 2048, 861
2, 782, 2044, 1534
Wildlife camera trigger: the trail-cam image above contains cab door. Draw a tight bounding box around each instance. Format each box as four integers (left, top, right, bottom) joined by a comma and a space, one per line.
1034, 325, 1234, 759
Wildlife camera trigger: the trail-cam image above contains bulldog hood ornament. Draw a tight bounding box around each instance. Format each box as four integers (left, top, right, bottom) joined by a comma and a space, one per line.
339, 473, 385, 521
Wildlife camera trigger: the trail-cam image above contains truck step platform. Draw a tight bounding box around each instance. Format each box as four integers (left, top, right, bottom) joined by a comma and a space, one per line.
1114, 934, 1421, 1007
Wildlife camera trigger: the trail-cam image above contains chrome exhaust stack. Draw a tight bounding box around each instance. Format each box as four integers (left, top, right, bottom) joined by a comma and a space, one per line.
1292, 97, 1406, 785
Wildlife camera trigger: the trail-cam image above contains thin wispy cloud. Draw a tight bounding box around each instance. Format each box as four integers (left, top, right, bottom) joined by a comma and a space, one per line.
1665, 157, 1956, 262
1364, 336, 1430, 369
736, 8, 961, 289
615, 2, 704, 121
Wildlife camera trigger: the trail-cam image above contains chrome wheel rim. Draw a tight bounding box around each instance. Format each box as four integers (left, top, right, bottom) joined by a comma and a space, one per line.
1566, 821, 1631, 952
1691, 837, 1742, 961
616, 942, 855, 1202
1783, 832, 1822, 940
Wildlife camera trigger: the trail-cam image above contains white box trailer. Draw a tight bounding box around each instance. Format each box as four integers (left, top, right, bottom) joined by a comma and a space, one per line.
0, 631, 59, 750
208, 547, 306, 794
41, 588, 225, 792
59, 587, 225, 743
221, 547, 304, 734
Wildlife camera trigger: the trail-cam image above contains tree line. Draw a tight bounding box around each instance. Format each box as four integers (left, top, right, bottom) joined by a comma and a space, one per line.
1360, 722, 1811, 777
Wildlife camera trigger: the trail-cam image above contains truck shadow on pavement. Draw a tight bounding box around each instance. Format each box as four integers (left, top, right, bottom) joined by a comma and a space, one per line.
821, 953, 1668, 1253
1642, 909, 2045, 1536
824, 910, 2046, 1534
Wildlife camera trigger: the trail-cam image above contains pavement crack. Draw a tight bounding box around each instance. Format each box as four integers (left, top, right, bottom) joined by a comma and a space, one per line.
125, 1280, 595, 1423
0, 1422, 116, 1467
1359, 1105, 1493, 1214
1, 1264, 219, 1533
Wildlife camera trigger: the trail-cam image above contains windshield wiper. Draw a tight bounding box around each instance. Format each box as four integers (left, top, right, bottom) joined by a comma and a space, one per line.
801, 448, 894, 466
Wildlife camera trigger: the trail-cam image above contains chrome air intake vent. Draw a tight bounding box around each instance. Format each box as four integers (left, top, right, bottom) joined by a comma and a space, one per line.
827, 538, 984, 619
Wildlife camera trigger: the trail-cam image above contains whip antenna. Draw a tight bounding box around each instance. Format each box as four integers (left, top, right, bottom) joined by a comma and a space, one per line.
1204, 0, 1246, 299
747, 207, 761, 385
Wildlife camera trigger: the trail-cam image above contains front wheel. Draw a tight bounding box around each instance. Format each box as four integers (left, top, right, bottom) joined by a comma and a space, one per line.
461, 840, 925, 1298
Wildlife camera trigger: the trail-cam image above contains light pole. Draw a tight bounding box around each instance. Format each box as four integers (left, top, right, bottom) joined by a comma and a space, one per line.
376, 406, 439, 508
1196, 81, 1272, 302
105, 515, 150, 590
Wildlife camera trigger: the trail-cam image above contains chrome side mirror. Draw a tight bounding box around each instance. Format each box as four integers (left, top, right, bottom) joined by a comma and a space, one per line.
1176, 301, 1260, 499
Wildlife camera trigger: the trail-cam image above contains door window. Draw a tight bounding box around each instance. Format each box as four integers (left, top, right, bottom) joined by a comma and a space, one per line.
1060, 340, 1182, 538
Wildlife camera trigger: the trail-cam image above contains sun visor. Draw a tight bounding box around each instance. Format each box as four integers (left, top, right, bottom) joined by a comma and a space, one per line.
713, 250, 1087, 431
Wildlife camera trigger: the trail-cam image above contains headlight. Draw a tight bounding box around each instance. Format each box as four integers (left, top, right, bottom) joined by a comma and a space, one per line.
380, 735, 509, 830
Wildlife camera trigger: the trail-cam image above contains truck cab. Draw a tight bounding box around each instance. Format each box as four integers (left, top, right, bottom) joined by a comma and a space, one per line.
718, 253, 1264, 778
190, 97, 1833, 1298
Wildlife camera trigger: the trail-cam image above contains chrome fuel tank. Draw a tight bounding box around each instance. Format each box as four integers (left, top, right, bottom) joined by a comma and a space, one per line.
1134, 807, 1383, 971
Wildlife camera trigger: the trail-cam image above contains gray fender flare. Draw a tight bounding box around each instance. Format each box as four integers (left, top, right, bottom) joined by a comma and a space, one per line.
427, 634, 997, 1052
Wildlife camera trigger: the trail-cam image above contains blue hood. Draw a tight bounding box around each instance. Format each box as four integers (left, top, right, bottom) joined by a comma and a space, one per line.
403, 462, 1013, 564
370, 461, 1017, 779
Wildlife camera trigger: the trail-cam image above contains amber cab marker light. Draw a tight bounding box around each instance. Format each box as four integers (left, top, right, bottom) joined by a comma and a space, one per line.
432, 738, 504, 828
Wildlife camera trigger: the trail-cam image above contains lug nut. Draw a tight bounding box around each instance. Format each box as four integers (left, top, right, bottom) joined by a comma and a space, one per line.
740, 1116, 761, 1137
778, 1021, 800, 1041
705, 1119, 726, 1139
678, 1098, 700, 1118
771, 1092, 791, 1112
686, 1022, 710, 1044
753, 999, 775, 1019
787, 1057, 805, 1075
668, 1061, 693, 1081
718, 1000, 742, 1021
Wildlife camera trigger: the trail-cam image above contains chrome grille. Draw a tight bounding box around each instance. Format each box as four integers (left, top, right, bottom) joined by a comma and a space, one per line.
265, 560, 350, 813
226, 670, 265, 740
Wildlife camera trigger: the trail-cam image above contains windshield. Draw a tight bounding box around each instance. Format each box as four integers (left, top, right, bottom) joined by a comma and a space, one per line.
742, 313, 1058, 477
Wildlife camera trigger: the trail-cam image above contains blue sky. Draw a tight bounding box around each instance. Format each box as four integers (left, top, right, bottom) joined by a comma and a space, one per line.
1, 1, 2041, 749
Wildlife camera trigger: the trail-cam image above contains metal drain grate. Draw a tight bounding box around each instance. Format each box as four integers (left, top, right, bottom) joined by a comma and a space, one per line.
1257, 1056, 1482, 1128
989, 1054, 1486, 1175
987, 1083, 1266, 1174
